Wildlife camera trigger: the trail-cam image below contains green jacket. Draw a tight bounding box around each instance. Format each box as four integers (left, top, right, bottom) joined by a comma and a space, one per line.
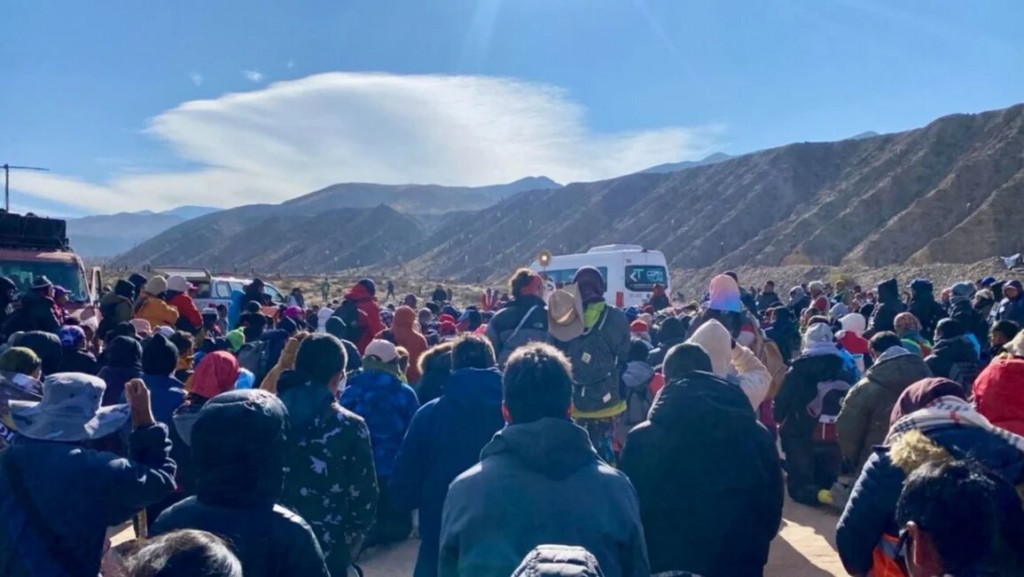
836, 349, 932, 472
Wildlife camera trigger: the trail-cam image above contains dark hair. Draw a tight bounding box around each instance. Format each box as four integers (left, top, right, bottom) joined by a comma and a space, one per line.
992, 320, 1020, 341
452, 334, 496, 370
509, 268, 537, 298
663, 343, 713, 381
295, 334, 347, 384
869, 331, 903, 355
503, 343, 572, 424
628, 339, 650, 363
244, 301, 262, 314
127, 529, 242, 577
807, 315, 831, 326
896, 460, 1002, 575
215, 304, 227, 313
169, 331, 194, 356
764, 280, 775, 288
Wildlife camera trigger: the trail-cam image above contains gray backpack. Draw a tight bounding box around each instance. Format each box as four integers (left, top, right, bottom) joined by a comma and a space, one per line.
563, 308, 621, 413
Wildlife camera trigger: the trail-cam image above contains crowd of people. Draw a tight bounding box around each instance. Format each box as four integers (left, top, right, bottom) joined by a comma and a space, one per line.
0, 266, 1023, 577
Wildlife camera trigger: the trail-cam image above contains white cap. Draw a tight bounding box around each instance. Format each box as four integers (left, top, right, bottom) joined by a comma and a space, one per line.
365, 339, 399, 363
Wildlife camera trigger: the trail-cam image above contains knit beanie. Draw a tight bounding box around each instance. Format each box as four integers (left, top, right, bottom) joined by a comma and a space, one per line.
143, 334, 179, 376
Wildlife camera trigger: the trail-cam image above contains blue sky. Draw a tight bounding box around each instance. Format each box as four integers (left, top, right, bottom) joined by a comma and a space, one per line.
3, 0, 1022, 216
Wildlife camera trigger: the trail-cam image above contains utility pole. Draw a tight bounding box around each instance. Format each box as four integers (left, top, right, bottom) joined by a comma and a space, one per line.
2, 163, 50, 212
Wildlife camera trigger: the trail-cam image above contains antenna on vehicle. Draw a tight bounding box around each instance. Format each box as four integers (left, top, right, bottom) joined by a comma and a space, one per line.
2, 164, 50, 212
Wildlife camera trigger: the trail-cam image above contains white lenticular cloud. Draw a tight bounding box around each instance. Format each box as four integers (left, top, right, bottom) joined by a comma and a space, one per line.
242, 70, 264, 83
13, 72, 722, 213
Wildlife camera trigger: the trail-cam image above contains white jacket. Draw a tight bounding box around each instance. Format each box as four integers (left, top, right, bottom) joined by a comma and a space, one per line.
688, 319, 770, 410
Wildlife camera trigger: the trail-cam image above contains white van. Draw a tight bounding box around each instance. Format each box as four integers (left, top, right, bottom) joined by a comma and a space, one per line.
152, 268, 285, 311
529, 245, 671, 309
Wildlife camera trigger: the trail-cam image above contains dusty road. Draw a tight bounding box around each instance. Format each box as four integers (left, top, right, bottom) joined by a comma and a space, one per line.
359, 499, 846, 576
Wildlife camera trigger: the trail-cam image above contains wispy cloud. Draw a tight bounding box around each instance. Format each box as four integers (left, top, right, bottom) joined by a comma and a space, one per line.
242, 70, 264, 83
188, 71, 203, 87
285, 60, 294, 69
12, 72, 722, 213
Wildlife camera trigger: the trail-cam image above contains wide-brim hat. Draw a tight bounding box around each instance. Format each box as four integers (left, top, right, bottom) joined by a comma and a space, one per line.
548, 283, 585, 342
31, 276, 53, 290
9, 373, 130, 442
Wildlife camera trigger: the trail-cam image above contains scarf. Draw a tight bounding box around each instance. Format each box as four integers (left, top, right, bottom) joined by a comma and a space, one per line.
886, 397, 1024, 453
584, 302, 606, 330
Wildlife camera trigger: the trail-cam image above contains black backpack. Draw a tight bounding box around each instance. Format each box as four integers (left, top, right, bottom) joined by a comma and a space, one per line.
807, 380, 851, 444
334, 300, 365, 343
237, 341, 271, 384
563, 308, 621, 413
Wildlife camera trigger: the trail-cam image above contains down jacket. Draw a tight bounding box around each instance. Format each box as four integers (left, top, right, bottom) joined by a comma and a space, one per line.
619, 371, 783, 577
835, 348, 932, 473
485, 295, 548, 367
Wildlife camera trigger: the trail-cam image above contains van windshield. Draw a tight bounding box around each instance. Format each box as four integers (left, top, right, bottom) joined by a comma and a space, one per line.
542, 267, 608, 287
0, 260, 89, 303
625, 265, 668, 292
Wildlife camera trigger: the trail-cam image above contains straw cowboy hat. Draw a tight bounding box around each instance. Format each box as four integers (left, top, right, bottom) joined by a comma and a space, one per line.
9, 373, 130, 442
548, 283, 585, 343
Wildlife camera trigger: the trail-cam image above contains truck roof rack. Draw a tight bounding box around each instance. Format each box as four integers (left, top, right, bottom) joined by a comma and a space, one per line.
0, 212, 69, 251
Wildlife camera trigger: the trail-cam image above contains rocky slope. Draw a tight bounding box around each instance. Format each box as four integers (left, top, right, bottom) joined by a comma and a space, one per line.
408, 103, 1024, 280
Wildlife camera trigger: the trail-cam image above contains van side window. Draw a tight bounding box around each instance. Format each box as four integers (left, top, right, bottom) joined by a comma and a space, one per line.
624, 265, 668, 292
214, 281, 232, 298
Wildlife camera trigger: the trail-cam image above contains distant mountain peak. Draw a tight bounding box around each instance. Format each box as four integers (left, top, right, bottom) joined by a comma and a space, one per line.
640, 152, 734, 174
847, 131, 880, 140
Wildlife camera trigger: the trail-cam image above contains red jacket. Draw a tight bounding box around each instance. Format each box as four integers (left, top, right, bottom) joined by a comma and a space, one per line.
973, 359, 1024, 436
838, 332, 870, 357
344, 284, 385, 355
167, 292, 202, 332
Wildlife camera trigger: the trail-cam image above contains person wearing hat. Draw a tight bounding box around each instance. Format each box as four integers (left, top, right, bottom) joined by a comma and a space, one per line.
152, 389, 331, 577
97, 279, 136, 340
996, 280, 1024, 326
341, 339, 420, 547
0, 347, 43, 451
0, 375, 176, 576
165, 275, 202, 334
2, 276, 61, 337
773, 322, 857, 506
134, 275, 180, 331
57, 325, 99, 375
341, 279, 386, 355
549, 266, 630, 464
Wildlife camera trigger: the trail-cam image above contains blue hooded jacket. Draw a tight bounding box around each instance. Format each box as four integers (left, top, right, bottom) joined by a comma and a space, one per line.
340, 367, 419, 478
390, 367, 505, 577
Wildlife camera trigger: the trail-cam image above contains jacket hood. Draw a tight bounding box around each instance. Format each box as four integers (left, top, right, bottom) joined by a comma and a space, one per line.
932, 335, 978, 360
687, 319, 731, 377
909, 279, 934, 299
192, 389, 287, 508
114, 279, 135, 299
104, 335, 143, 371
441, 367, 503, 409
839, 313, 867, 337
657, 317, 687, 342
649, 371, 753, 428
974, 359, 1024, 437
622, 361, 655, 390
276, 369, 335, 431
13, 331, 62, 376
866, 350, 933, 394
481, 417, 597, 479
890, 426, 1024, 483
392, 305, 419, 332
877, 278, 900, 303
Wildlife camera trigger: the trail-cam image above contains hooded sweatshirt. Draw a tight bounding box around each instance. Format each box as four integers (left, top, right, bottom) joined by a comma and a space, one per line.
908, 279, 946, 341
391, 306, 428, 384
619, 371, 782, 576
687, 319, 770, 410
439, 417, 649, 577
391, 367, 506, 577
867, 278, 905, 336
277, 370, 379, 575
343, 283, 386, 355
974, 358, 1024, 437
97, 335, 144, 405
835, 347, 933, 472
152, 389, 330, 577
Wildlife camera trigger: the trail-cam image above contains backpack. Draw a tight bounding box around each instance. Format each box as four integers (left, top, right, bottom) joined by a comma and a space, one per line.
237, 341, 271, 384
562, 308, 621, 413
806, 380, 852, 444
334, 300, 365, 344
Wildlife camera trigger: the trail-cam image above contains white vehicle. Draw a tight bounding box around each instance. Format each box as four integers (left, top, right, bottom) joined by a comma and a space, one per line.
152, 268, 285, 311
530, 245, 670, 309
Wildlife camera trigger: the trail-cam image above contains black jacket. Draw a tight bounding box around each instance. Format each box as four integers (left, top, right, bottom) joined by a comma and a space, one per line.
619, 372, 783, 577
908, 283, 946, 342
925, 336, 981, 392
647, 337, 686, 369
3, 292, 60, 337
867, 279, 905, 336
949, 299, 989, 349
58, 349, 99, 375
774, 352, 856, 439
756, 292, 782, 314
153, 390, 330, 577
